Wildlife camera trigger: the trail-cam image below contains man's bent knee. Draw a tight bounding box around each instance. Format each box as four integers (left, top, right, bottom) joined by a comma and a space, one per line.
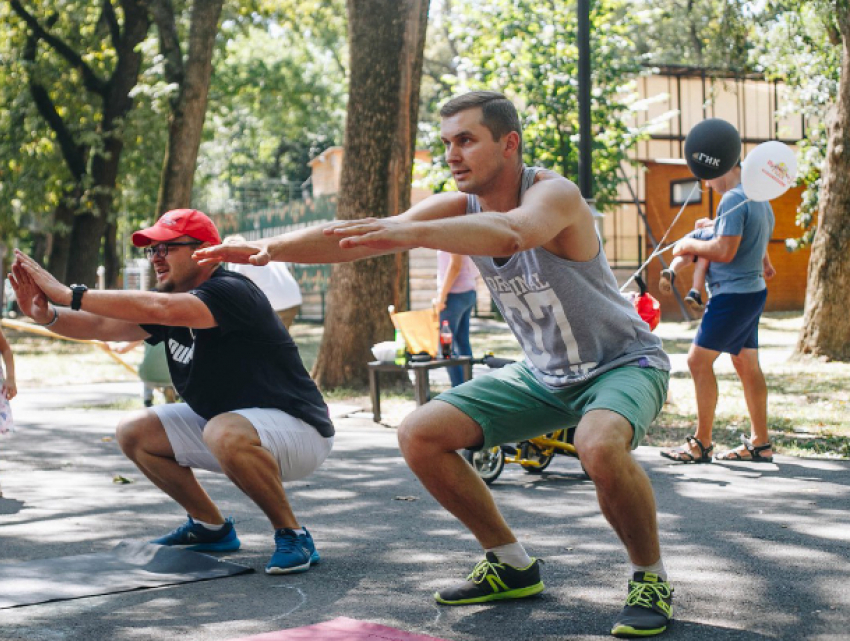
574, 412, 633, 479
202, 414, 258, 460
397, 401, 484, 459
116, 410, 167, 457
397, 409, 442, 458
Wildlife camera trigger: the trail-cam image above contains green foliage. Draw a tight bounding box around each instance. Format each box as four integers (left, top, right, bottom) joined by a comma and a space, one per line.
628, 0, 762, 69
421, 0, 649, 211
113, 34, 170, 236
0, 2, 91, 253
752, 1, 841, 250
0, 0, 166, 270
193, 8, 347, 214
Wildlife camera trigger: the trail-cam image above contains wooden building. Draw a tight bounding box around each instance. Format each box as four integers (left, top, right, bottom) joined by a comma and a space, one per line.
609, 65, 811, 320
642, 161, 809, 319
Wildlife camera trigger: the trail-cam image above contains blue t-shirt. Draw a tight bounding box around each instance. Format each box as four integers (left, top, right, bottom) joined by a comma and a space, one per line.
706, 184, 775, 295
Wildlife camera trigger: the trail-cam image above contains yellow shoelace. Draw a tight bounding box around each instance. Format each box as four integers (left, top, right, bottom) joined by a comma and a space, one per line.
626, 580, 673, 617
468, 558, 503, 583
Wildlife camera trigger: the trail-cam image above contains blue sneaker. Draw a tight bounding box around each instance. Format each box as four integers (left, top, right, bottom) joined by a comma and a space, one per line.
150, 515, 241, 552
265, 527, 320, 575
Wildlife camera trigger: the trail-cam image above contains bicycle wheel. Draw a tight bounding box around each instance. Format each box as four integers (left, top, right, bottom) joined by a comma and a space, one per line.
464, 447, 505, 484
520, 437, 556, 474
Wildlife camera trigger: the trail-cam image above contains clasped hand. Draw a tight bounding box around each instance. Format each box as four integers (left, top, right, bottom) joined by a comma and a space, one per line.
9, 251, 70, 322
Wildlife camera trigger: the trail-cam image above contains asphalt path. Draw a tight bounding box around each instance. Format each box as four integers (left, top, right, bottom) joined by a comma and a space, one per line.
1, 383, 848, 641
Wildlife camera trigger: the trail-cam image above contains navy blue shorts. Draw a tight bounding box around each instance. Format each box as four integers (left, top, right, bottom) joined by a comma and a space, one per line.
694, 289, 767, 355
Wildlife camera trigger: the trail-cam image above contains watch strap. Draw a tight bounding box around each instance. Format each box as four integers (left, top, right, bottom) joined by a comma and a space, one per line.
70, 284, 88, 311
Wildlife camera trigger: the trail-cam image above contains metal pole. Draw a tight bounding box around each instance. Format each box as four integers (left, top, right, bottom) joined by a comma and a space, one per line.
577, 0, 592, 200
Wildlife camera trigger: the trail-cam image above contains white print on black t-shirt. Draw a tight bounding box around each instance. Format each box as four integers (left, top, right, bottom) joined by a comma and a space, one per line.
168, 338, 194, 364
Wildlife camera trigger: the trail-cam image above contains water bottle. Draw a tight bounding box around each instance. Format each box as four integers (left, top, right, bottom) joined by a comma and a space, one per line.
439, 320, 453, 359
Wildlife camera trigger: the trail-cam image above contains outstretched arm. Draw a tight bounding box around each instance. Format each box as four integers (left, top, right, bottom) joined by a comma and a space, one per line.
194, 191, 470, 266
329, 175, 586, 257
11, 252, 211, 341
196, 173, 586, 265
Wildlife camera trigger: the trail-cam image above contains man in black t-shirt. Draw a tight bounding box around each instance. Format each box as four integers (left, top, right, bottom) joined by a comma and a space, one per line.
10, 209, 334, 576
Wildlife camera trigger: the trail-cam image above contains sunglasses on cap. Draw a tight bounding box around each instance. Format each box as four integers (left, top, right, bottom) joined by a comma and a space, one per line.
143, 241, 202, 260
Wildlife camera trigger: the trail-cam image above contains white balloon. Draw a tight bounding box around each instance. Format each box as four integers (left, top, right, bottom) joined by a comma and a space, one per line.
741, 141, 797, 202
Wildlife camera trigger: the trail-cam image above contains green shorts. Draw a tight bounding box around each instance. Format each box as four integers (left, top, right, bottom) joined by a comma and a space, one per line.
436, 362, 668, 450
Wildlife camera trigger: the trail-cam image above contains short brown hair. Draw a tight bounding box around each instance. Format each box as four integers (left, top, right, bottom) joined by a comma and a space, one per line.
440, 91, 522, 153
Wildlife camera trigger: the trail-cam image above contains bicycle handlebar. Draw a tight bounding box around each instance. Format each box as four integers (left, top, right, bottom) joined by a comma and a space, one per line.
474, 354, 516, 369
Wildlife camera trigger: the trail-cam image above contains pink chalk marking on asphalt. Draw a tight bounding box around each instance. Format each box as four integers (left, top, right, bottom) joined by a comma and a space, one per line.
226, 616, 453, 641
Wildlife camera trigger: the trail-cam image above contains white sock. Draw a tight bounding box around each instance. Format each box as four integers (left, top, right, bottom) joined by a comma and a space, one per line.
486, 542, 532, 568
193, 518, 225, 531
291, 528, 305, 536
632, 559, 667, 581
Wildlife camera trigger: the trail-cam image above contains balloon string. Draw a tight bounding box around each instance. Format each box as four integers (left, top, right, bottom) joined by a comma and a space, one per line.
619, 181, 700, 293
619, 195, 751, 293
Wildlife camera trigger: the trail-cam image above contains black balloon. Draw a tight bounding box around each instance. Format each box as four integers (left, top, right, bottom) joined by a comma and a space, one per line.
684, 118, 741, 180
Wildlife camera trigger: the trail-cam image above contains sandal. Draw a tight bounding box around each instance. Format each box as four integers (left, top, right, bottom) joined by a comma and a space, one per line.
715, 435, 774, 463
658, 269, 675, 295
660, 435, 714, 463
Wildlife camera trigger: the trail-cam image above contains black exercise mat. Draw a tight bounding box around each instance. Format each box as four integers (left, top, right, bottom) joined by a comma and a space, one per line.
0, 540, 253, 609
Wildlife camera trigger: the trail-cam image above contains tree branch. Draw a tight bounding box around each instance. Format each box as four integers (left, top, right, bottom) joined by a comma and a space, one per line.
101, 0, 122, 50
139, 0, 184, 85
686, 0, 704, 65
442, 0, 461, 60
9, 0, 108, 96
22, 30, 87, 180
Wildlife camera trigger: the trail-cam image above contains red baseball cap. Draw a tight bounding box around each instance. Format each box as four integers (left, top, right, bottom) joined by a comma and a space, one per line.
132, 209, 222, 247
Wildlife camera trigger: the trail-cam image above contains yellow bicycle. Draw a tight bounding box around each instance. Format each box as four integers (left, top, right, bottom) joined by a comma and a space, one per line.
464, 427, 583, 485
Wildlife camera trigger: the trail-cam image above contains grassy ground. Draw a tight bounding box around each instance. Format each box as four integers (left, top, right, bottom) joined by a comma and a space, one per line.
8, 329, 144, 386
652, 313, 850, 458
5, 312, 848, 458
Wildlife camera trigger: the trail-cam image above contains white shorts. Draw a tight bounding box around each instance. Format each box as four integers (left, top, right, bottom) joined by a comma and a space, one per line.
152, 403, 334, 482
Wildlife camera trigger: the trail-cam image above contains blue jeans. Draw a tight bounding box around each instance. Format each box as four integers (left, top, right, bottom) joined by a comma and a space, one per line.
440, 290, 477, 387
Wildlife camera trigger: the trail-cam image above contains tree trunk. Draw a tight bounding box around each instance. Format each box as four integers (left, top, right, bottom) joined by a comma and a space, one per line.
103, 220, 120, 288
46, 191, 78, 283
13, 0, 150, 285
794, 6, 850, 361
312, 0, 429, 390
154, 0, 225, 214
66, 0, 151, 286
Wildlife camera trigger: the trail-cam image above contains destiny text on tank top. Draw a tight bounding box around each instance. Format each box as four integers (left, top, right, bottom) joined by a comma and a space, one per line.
466, 167, 670, 388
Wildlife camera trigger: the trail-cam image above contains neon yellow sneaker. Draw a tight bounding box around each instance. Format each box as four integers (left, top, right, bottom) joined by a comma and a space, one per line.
611, 572, 673, 637
434, 552, 544, 605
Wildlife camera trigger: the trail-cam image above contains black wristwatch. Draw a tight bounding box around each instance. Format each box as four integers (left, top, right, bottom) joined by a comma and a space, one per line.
70, 284, 88, 311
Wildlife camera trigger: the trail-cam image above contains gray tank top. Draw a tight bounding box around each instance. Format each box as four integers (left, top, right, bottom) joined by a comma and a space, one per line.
467, 167, 670, 389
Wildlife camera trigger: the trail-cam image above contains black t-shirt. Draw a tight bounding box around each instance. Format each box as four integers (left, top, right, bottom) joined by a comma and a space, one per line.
141, 268, 334, 437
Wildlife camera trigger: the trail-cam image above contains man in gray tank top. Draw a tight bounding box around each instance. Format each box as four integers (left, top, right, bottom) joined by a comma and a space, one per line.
196, 91, 673, 638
